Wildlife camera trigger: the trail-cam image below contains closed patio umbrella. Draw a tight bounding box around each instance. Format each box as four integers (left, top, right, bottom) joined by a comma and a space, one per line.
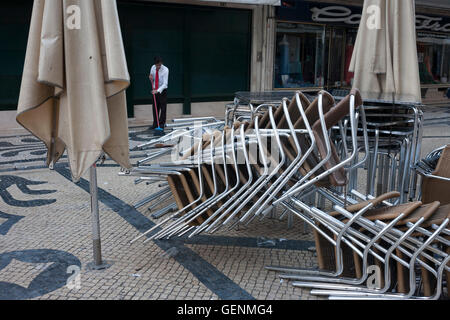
349, 0, 422, 103
16, 0, 132, 268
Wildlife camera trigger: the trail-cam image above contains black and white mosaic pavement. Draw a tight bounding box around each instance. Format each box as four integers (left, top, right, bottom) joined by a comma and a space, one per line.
0, 126, 156, 170
0, 125, 318, 300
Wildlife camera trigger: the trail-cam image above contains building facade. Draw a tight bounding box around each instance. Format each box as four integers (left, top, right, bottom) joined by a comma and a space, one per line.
272, 0, 450, 105
0, 0, 448, 129
0, 0, 265, 120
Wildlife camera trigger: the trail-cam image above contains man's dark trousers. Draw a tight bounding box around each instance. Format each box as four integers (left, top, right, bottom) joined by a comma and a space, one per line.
152, 89, 167, 128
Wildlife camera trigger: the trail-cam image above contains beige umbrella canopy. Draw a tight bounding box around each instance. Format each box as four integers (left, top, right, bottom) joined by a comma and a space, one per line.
17, 0, 131, 182
349, 0, 422, 103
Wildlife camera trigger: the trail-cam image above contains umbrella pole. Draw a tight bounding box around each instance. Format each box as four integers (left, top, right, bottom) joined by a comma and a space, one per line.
88, 163, 111, 270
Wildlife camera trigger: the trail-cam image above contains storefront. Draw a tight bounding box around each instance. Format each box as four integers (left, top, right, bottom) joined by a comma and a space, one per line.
0, 0, 266, 119
274, 0, 450, 104
117, 0, 253, 116
416, 24, 450, 105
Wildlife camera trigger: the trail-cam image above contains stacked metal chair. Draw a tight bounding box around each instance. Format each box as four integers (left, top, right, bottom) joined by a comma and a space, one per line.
127, 89, 364, 240
263, 104, 448, 300
331, 94, 424, 203
123, 89, 449, 299
272, 195, 449, 299
119, 116, 224, 217
415, 145, 450, 206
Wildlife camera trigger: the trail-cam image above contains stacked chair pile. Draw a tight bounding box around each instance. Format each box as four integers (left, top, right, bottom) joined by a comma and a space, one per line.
122, 89, 449, 299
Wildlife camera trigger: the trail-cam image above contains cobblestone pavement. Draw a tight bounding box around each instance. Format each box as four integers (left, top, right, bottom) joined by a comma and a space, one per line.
0, 125, 320, 301
0, 104, 449, 300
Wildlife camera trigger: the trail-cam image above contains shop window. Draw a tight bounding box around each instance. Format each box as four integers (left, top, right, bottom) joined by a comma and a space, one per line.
324, 27, 357, 90
326, 28, 345, 88
343, 29, 358, 88
274, 22, 325, 89
417, 33, 450, 85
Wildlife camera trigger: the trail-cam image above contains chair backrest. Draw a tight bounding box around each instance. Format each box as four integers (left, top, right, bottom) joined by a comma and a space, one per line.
277, 93, 311, 130
288, 91, 336, 186
311, 88, 363, 186
421, 144, 450, 205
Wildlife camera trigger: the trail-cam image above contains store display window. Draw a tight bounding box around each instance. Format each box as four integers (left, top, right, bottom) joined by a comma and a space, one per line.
274, 22, 325, 88
417, 33, 450, 85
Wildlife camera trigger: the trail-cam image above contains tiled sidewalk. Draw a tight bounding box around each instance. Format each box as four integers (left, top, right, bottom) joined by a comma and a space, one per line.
0, 126, 319, 300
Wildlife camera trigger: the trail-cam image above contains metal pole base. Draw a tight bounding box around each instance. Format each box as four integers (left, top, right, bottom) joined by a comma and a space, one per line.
88, 164, 110, 271
87, 260, 113, 271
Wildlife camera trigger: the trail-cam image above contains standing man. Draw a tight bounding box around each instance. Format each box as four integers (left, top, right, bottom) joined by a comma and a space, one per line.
149, 56, 169, 131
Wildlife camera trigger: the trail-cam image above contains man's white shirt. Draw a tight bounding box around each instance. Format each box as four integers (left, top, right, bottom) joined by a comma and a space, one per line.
150, 64, 169, 93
